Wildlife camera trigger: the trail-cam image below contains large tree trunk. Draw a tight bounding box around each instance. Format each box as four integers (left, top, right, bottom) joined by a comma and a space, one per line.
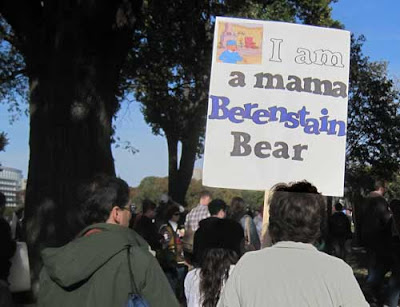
25, 67, 117, 280
167, 134, 179, 201
167, 133, 199, 206
1, 0, 142, 282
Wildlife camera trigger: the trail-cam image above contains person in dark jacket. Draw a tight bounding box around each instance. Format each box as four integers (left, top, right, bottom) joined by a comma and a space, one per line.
0, 192, 16, 307
229, 197, 260, 251
328, 203, 352, 259
158, 205, 186, 302
385, 199, 400, 307
38, 175, 179, 307
192, 199, 233, 265
193, 206, 244, 267
134, 199, 162, 252
360, 180, 392, 305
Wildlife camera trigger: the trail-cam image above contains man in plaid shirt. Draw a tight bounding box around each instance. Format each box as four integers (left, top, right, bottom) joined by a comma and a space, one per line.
185, 191, 212, 232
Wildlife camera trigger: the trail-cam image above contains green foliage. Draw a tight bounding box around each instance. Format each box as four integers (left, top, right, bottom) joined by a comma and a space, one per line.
131, 175, 264, 210
0, 17, 28, 120
346, 35, 400, 185
387, 174, 400, 200
129, 0, 341, 143
127, 0, 341, 203
131, 176, 169, 208
0, 132, 8, 151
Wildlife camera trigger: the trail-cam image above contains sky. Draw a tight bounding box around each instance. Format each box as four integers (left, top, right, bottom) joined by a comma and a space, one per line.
1, 0, 399, 187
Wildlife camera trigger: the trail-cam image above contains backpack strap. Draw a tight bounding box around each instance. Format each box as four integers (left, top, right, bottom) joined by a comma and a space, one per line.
126, 245, 138, 295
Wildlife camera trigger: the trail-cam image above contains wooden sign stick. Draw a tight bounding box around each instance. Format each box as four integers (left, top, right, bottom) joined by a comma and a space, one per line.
261, 190, 272, 248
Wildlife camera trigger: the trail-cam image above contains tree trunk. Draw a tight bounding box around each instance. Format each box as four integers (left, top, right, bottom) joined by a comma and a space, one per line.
166, 132, 199, 206
25, 68, 117, 279
167, 134, 179, 201
175, 136, 198, 205
0, 0, 142, 282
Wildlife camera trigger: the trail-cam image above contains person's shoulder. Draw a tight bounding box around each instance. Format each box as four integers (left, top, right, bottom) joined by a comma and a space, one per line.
188, 204, 199, 213
311, 248, 351, 269
128, 244, 155, 265
0, 216, 11, 231
236, 248, 265, 266
185, 268, 200, 281
188, 204, 202, 215
223, 218, 244, 231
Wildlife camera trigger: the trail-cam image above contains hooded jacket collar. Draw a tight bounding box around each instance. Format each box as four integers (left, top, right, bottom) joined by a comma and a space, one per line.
41, 223, 148, 288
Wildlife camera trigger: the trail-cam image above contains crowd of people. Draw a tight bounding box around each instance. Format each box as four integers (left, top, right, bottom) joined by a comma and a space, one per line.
1, 175, 400, 306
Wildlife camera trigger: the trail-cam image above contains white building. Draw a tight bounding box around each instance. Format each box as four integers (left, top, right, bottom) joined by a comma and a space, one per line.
0, 166, 23, 207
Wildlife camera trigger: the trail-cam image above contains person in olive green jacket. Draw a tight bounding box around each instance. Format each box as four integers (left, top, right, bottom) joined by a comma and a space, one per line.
38, 175, 179, 307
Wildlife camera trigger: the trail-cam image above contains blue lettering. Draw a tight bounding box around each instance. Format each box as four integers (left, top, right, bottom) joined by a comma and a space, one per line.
208, 95, 230, 119
304, 118, 320, 135
298, 106, 310, 127
319, 108, 329, 132
269, 106, 287, 122
284, 112, 299, 128
243, 103, 259, 119
207, 98, 345, 137
252, 109, 269, 124
328, 120, 346, 136
229, 107, 245, 123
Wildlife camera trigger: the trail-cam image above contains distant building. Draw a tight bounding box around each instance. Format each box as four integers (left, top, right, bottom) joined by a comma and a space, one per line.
0, 166, 23, 207
192, 168, 203, 181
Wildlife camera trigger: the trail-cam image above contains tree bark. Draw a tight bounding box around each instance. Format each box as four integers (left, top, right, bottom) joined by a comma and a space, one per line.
174, 135, 199, 205
166, 132, 199, 206
167, 134, 179, 202
25, 67, 117, 279
1, 0, 142, 281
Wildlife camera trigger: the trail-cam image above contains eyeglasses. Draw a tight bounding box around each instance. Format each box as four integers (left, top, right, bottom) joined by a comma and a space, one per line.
120, 204, 135, 214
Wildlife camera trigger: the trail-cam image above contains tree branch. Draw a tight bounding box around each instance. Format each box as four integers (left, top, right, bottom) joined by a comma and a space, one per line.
0, 0, 42, 48
0, 68, 27, 83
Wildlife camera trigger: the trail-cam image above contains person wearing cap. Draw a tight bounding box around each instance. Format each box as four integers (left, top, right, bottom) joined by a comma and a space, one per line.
219, 40, 243, 64
185, 215, 244, 307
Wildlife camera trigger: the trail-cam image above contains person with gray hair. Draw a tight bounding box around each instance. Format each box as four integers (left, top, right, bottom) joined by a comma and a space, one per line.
218, 181, 368, 307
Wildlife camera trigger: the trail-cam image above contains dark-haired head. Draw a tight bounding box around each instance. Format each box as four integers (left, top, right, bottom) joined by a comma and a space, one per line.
208, 199, 227, 218
229, 197, 246, 222
268, 181, 325, 244
166, 204, 180, 221
142, 199, 156, 214
334, 203, 343, 212
200, 248, 239, 307
78, 174, 131, 226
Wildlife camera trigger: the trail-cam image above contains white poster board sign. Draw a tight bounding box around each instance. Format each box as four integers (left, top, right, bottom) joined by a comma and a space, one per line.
203, 17, 350, 196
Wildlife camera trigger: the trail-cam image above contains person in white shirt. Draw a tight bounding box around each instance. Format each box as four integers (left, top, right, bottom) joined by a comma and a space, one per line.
185, 217, 244, 307
218, 181, 369, 307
